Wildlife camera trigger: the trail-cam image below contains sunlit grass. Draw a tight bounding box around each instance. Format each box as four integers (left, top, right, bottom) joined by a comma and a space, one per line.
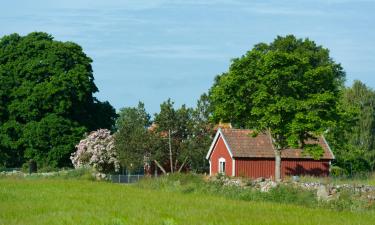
1, 178, 375, 225
295, 173, 375, 186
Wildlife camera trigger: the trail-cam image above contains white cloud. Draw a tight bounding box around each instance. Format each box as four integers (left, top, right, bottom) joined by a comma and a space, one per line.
89, 44, 227, 60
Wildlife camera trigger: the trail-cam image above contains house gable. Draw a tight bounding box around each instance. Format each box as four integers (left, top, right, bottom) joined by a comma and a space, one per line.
206, 128, 233, 159
207, 130, 233, 176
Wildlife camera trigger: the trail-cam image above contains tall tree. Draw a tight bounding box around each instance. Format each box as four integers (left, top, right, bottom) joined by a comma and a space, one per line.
209, 35, 344, 181
115, 99, 213, 175
153, 99, 194, 173
114, 102, 153, 172
0, 32, 116, 168
326, 80, 375, 173
188, 93, 213, 172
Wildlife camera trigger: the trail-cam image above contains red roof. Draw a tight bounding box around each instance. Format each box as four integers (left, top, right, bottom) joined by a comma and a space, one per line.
210, 128, 334, 160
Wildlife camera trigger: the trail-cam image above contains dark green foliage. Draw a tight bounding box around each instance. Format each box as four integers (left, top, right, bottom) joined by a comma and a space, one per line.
153, 98, 212, 173
115, 98, 212, 174
115, 102, 153, 171
153, 99, 195, 172
326, 80, 375, 173
188, 94, 213, 172
22, 114, 86, 168
209, 35, 344, 157
0, 32, 116, 168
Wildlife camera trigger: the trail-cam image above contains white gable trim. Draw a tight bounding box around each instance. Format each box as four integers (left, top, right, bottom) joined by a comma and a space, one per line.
206, 128, 234, 159
232, 158, 235, 176
209, 160, 211, 175
322, 135, 335, 160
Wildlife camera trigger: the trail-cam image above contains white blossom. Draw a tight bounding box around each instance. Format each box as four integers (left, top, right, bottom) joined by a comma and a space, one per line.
70, 129, 120, 173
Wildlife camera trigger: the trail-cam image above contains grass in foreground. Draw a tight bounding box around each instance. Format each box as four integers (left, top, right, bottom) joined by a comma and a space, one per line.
297, 174, 375, 186
1, 178, 375, 225
137, 173, 375, 211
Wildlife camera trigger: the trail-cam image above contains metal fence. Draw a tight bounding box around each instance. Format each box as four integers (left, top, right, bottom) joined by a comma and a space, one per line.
109, 174, 145, 184
0, 168, 21, 172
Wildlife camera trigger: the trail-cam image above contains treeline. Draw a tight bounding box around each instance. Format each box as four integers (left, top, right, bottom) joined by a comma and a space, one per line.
115, 97, 212, 173
0, 32, 116, 169
326, 81, 375, 174
1, 32, 374, 175
0, 32, 211, 173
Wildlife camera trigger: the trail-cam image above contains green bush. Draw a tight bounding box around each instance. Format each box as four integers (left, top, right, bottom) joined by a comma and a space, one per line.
331, 166, 348, 177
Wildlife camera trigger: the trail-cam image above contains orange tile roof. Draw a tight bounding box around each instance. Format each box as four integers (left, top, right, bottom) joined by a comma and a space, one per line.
220, 128, 334, 160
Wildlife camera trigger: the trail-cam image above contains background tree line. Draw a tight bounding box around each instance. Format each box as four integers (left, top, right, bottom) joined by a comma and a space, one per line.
0, 32, 116, 169
0, 32, 212, 173
326, 80, 375, 174
114, 96, 212, 174
1, 32, 375, 176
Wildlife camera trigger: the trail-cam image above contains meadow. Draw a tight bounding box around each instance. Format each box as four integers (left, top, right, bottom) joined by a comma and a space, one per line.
1, 174, 375, 225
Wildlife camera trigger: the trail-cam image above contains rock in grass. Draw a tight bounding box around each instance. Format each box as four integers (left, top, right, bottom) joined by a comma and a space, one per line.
317, 185, 330, 201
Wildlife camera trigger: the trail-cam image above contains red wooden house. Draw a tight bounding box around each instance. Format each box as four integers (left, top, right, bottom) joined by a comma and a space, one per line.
206, 128, 335, 179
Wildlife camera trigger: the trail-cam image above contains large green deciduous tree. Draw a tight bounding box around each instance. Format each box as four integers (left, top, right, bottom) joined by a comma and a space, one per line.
0, 32, 116, 168
209, 35, 345, 181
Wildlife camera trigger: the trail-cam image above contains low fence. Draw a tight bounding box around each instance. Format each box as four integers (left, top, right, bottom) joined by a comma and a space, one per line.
0, 168, 21, 172
109, 174, 145, 184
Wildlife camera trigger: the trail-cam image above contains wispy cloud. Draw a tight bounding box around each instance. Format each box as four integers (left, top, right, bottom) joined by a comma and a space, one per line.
89, 44, 228, 60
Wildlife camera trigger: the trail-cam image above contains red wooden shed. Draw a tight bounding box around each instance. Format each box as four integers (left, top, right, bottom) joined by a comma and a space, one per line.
206, 128, 335, 179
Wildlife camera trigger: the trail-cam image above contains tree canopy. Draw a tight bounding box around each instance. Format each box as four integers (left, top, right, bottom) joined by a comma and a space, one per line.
115, 99, 212, 174
115, 102, 153, 172
0, 32, 116, 168
209, 35, 345, 180
326, 80, 375, 173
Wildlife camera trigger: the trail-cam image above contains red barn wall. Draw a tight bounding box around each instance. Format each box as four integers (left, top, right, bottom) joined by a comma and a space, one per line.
235, 158, 330, 179
235, 158, 275, 178
282, 159, 330, 177
209, 135, 233, 176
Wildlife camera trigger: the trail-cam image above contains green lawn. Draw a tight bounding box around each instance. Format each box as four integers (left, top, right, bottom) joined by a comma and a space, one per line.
0, 178, 374, 225
297, 174, 375, 186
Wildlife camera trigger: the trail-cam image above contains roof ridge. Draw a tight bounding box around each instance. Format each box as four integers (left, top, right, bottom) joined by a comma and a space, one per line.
221, 128, 253, 131
215, 128, 334, 160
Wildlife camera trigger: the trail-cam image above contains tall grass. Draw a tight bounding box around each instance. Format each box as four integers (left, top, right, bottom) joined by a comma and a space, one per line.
296, 173, 375, 186
1, 177, 375, 225
137, 173, 375, 211
0, 168, 95, 181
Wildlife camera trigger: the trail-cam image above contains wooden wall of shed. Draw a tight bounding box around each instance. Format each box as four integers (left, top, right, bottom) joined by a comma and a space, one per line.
209, 135, 233, 176
235, 158, 330, 179
235, 158, 274, 178
282, 159, 330, 177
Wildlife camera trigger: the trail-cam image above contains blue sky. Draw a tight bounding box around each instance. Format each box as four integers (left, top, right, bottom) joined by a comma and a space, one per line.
1, 0, 374, 113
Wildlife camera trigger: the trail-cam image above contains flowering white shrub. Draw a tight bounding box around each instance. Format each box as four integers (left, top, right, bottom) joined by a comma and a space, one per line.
70, 129, 120, 173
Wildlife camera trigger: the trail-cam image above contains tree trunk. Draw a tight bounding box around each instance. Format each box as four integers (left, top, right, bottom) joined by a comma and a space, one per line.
177, 157, 188, 173
268, 128, 282, 182
174, 158, 179, 171
168, 129, 174, 173
274, 149, 281, 182
153, 160, 167, 174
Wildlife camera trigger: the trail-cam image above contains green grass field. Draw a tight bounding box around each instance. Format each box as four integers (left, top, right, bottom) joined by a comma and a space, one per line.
1, 178, 375, 225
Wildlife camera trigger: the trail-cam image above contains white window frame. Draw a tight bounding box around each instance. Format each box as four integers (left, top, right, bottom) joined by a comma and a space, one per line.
219, 157, 226, 174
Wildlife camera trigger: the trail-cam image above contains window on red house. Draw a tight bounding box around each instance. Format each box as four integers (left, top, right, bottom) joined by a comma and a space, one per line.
219, 158, 226, 173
